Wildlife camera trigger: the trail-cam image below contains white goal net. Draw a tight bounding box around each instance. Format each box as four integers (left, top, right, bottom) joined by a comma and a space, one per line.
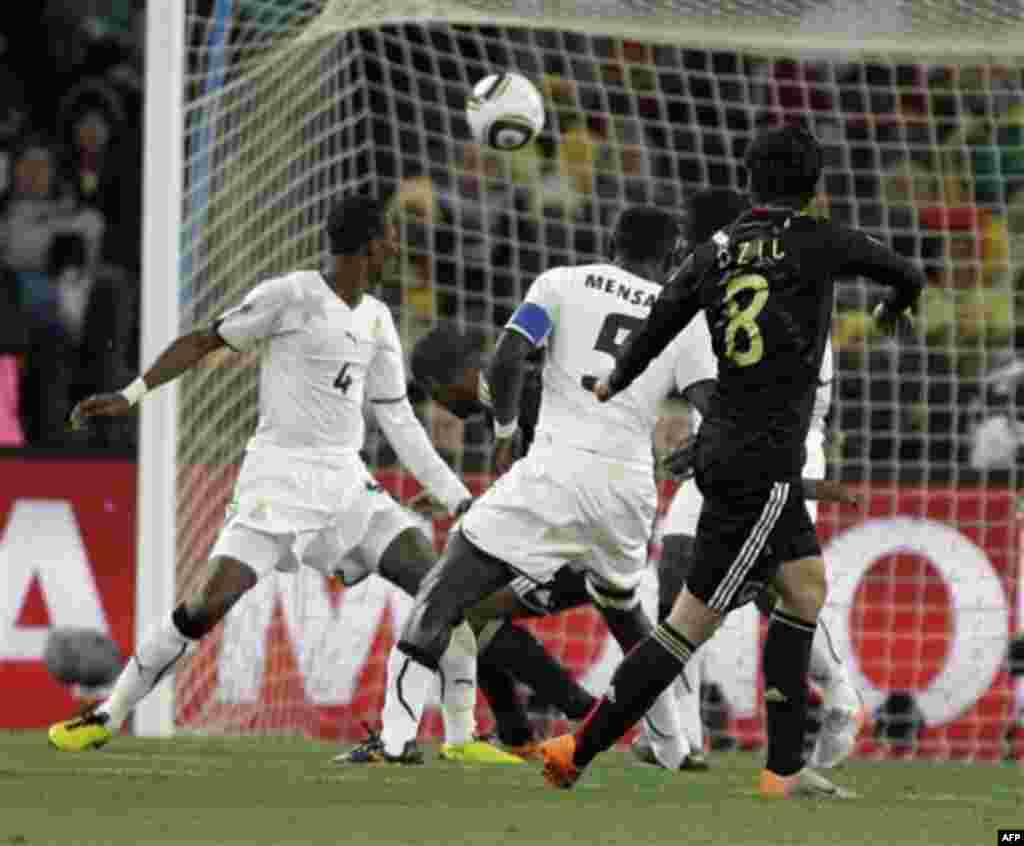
160, 0, 1023, 758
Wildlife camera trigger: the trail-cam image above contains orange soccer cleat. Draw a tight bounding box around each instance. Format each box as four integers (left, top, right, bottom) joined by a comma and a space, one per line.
760, 767, 856, 799
539, 734, 581, 789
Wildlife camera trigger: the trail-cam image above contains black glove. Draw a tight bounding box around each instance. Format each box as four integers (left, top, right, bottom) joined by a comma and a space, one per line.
872, 301, 915, 338
661, 439, 696, 480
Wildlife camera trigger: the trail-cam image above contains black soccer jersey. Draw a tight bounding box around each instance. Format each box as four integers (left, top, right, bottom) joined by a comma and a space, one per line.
608, 207, 925, 483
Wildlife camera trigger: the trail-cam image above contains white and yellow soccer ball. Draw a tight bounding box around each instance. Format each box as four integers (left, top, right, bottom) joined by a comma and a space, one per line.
466, 71, 545, 151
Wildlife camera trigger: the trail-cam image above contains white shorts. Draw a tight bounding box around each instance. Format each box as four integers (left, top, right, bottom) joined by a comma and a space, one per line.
661, 428, 827, 537
460, 435, 658, 601
210, 449, 417, 584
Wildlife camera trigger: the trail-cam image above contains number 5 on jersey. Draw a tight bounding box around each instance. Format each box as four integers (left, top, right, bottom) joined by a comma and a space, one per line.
582, 312, 644, 390
722, 273, 769, 367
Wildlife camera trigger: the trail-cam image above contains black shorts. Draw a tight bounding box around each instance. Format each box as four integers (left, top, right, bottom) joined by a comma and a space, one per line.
687, 480, 820, 613
511, 566, 591, 617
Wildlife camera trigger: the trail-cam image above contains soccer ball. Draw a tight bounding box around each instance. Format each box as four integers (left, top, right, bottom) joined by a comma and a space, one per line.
466, 72, 545, 151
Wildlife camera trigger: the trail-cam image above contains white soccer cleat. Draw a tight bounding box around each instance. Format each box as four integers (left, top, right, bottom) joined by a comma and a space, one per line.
809, 679, 865, 769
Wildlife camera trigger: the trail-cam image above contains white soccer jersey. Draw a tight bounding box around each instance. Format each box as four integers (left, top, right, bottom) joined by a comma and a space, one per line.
215, 271, 407, 461
507, 263, 717, 464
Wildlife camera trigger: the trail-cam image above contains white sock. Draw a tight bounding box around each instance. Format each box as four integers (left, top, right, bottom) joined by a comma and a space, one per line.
676, 647, 704, 753
642, 678, 689, 769
439, 621, 477, 747
98, 611, 192, 730
380, 646, 435, 757
808, 616, 852, 693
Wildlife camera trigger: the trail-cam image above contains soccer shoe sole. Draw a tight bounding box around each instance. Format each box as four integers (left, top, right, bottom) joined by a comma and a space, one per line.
539, 735, 581, 789
760, 768, 857, 799
439, 741, 525, 764
47, 722, 112, 752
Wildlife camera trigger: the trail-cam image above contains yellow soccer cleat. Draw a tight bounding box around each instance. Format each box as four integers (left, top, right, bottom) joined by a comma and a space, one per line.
48, 708, 113, 752
440, 739, 525, 764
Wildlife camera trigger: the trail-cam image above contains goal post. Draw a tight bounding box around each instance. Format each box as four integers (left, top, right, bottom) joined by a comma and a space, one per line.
134, 0, 187, 738
139, 0, 1023, 756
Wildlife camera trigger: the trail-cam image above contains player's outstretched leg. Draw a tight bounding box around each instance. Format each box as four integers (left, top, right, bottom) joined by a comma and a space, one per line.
540, 587, 718, 788
336, 527, 520, 765
760, 556, 855, 799
477, 661, 537, 756
48, 556, 258, 751
386, 530, 516, 760
808, 615, 864, 769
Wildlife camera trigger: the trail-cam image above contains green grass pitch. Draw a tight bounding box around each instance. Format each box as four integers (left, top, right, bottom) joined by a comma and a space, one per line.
0, 732, 1019, 846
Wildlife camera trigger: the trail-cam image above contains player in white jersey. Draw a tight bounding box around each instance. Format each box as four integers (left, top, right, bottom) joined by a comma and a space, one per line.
379, 207, 718, 769
629, 189, 863, 771
47, 195, 518, 765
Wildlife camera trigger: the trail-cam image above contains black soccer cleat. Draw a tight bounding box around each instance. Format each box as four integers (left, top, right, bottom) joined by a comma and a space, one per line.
332, 726, 424, 765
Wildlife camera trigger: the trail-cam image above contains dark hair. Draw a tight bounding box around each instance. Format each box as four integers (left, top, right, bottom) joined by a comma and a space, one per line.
48, 232, 88, 275
325, 194, 386, 256
685, 188, 751, 245
611, 205, 680, 265
410, 324, 486, 389
743, 123, 823, 204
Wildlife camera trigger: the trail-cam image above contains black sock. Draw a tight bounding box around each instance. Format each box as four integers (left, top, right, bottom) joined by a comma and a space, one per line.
573, 622, 694, 769
600, 603, 653, 653
478, 661, 533, 747
763, 609, 816, 777
481, 621, 595, 719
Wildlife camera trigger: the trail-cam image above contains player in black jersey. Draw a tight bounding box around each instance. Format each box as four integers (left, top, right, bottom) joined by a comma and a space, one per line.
410, 317, 857, 763
540, 124, 924, 797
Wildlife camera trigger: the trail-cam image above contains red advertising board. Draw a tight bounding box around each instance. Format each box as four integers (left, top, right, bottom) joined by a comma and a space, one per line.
0, 458, 137, 728
2, 458, 1018, 760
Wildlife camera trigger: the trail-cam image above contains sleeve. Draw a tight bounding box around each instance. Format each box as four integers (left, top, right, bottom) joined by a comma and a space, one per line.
214, 276, 300, 352
369, 305, 470, 514
505, 270, 560, 347
608, 253, 704, 394
366, 306, 408, 404
836, 227, 925, 314
373, 398, 472, 515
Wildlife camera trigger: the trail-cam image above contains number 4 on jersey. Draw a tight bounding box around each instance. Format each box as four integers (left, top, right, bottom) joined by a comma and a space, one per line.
334, 363, 353, 393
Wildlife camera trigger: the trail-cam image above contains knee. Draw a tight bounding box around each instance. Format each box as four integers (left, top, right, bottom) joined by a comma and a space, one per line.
399, 588, 463, 668
185, 556, 258, 628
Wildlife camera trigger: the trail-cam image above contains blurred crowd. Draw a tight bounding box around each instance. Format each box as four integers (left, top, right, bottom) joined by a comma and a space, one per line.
0, 1, 144, 451
6, 9, 1022, 488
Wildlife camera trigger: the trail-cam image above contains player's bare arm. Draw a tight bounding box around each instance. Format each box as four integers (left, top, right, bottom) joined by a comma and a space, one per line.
69, 326, 226, 429
487, 329, 534, 475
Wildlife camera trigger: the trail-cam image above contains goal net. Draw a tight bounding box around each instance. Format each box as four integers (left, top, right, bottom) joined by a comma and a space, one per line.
159, 0, 1023, 758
